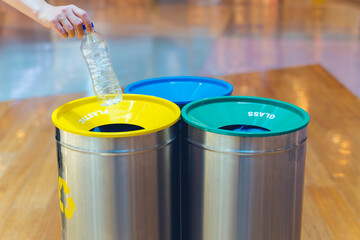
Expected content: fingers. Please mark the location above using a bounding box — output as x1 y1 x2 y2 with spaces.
47 5 92 39
72 6 93 33
52 21 68 38
66 14 84 39
60 18 76 38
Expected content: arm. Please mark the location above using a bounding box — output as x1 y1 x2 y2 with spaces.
2 0 93 38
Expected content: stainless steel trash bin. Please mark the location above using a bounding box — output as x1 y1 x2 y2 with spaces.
181 96 310 240
52 94 181 240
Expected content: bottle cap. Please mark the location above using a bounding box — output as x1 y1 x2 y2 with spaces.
82 22 94 31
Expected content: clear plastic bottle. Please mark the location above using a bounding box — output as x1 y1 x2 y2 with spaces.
81 23 123 106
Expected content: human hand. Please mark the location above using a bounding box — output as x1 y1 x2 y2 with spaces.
37 4 93 39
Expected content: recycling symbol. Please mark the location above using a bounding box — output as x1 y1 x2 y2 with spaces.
58 176 76 219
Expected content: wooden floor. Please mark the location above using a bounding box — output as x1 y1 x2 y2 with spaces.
0 65 359 239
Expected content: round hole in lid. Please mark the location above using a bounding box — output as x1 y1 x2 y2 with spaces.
219 124 270 133
90 123 144 133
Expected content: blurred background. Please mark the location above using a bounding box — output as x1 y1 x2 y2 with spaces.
1 0 360 101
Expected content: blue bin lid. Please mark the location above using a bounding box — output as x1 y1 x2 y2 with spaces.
124 76 233 106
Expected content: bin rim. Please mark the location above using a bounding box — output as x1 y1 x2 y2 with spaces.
52 94 180 138
124 76 233 105
181 96 310 137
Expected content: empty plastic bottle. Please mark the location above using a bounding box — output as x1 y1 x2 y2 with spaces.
81 23 123 106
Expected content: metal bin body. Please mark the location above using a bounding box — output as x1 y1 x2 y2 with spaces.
52 94 181 240
181 96 310 240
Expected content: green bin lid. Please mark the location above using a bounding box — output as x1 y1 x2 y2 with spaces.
181 96 310 137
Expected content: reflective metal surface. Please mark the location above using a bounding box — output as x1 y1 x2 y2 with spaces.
56 124 180 240
181 125 307 240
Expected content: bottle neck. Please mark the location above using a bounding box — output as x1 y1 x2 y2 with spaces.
83 28 95 35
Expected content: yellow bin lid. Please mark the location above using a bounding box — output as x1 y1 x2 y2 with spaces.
52 94 180 138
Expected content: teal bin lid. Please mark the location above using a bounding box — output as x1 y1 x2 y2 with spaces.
181 96 310 137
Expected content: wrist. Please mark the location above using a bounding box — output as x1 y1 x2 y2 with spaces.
34 1 48 15
34 2 53 27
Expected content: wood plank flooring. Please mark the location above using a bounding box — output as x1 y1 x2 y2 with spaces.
0 65 359 239
0 93 83 240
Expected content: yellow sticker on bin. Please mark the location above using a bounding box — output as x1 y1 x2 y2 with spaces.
58 176 75 219
52 94 181 138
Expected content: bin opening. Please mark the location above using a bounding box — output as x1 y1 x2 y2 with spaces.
219 124 270 133
90 123 144 133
